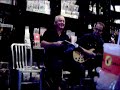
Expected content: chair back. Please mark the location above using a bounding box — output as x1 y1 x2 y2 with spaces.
11 43 32 70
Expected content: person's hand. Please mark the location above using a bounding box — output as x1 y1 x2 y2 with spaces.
109 37 115 44
94 67 118 90
54 41 63 46
83 48 96 56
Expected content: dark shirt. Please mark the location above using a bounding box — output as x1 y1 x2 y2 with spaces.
77 33 104 54
76 33 104 71
42 28 70 60
42 29 69 42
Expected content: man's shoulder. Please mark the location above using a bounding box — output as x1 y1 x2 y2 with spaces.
44 28 54 34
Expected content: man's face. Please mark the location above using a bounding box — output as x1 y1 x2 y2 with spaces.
55 16 65 30
93 23 104 36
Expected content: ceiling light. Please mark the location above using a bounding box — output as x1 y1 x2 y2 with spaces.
115 5 120 12
114 19 120 24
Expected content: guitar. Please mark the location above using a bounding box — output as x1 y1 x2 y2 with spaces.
73 48 95 63
63 40 100 64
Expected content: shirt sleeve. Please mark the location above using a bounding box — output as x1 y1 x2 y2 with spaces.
41 30 50 42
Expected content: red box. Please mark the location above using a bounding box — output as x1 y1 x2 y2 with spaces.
102 43 120 75
102 52 120 75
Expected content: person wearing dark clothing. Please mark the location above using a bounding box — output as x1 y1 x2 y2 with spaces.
41 15 99 89
77 22 105 77
41 15 70 90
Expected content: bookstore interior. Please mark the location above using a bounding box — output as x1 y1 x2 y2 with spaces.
0 0 120 90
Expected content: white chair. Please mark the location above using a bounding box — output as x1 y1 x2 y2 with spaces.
11 43 42 90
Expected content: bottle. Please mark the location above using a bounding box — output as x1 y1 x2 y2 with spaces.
24 26 31 48
33 28 40 49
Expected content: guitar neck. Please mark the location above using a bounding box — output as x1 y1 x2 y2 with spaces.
64 40 84 51
64 40 102 56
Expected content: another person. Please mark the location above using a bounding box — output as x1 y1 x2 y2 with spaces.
77 22 105 77
111 30 119 44
41 15 70 90
41 15 97 89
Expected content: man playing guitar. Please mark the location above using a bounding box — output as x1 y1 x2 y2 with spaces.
76 22 105 77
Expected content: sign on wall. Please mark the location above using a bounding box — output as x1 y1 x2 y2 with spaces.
26 0 50 15
0 0 12 5
61 1 79 19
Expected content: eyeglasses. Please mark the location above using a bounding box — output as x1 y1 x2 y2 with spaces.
95 28 103 32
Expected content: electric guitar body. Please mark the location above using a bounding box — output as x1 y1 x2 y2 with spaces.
73 48 95 64
63 40 102 64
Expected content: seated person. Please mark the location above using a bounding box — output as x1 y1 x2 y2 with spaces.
76 22 105 77
41 15 70 90
41 15 97 89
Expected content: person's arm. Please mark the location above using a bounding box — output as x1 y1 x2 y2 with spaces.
41 40 63 49
41 30 63 49
81 47 96 56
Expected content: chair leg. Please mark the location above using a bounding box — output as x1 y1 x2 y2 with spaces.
10 69 22 90
40 69 43 90
18 71 22 90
